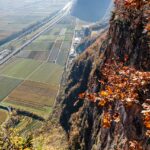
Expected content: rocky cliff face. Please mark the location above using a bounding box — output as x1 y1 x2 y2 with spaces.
60 1 150 150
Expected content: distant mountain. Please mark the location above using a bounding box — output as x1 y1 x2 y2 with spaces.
71 0 112 22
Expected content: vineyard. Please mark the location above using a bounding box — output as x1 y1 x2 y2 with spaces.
14 116 43 135
3 80 57 118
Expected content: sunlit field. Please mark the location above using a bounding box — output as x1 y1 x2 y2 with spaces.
0 0 69 40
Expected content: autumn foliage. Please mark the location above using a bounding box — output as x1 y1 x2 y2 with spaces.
78 0 150 137
124 0 147 9
114 0 150 33
114 0 149 9
79 59 150 136
0 128 33 150
129 140 143 150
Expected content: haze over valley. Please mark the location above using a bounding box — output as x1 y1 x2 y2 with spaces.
0 0 69 40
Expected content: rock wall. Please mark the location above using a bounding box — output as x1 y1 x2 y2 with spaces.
60 1 150 149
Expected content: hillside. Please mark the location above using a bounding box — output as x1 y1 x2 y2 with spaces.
60 0 150 149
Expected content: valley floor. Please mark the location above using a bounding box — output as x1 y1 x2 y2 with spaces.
0 15 76 135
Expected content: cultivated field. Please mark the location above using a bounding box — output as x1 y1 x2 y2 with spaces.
4 80 58 107
24 40 54 51
0 0 69 40
19 119 43 135
29 63 63 85
0 76 22 101
0 58 42 79
48 40 63 62
17 50 50 61
0 16 75 124
57 42 71 66
0 109 8 125
57 28 74 66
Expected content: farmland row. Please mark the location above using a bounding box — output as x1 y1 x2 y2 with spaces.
0 16 76 123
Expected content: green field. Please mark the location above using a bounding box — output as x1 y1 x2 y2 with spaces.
23 28 61 51
0 58 42 79
0 16 75 123
57 42 71 66
29 63 63 85
24 40 54 51
2 80 55 118
0 2 77 135
0 109 8 125
0 76 22 101
24 37 53 51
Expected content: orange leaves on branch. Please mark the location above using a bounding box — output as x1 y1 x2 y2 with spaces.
124 0 146 9
145 121 150 130
98 99 107 107
106 86 113 95
102 112 111 128
78 59 150 134
102 111 121 128
129 140 143 150
86 93 97 102
142 111 150 136
116 0 149 37
79 92 97 102
124 0 137 8
100 91 109 97
100 61 150 106
142 100 150 137
78 93 86 99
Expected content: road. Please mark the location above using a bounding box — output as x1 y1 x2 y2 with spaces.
0 2 72 65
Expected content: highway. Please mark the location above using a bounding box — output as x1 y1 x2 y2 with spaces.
0 2 72 65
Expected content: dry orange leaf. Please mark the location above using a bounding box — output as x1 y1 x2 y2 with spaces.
78 93 86 99
102 113 111 128
98 99 107 107
113 113 121 123
100 91 109 97
106 86 113 95
144 121 150 129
